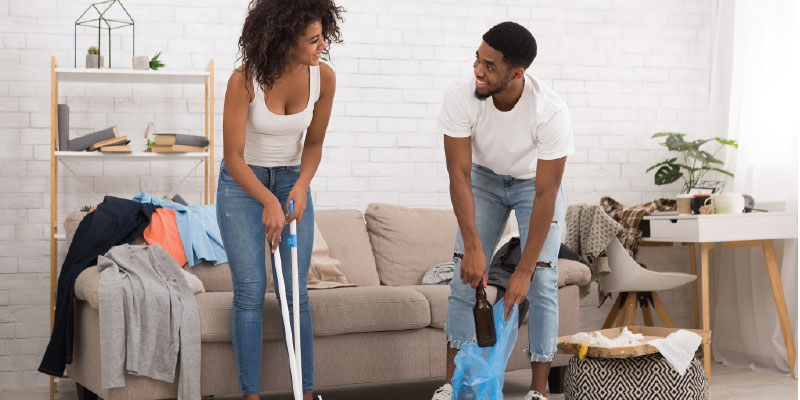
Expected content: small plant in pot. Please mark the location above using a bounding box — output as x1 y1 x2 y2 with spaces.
149 51 165 70
86 46 103 69
132 54 149 70
646 132 738 193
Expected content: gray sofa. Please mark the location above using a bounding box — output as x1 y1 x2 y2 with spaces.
64 203 590 399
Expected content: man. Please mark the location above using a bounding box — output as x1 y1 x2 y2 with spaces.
432 22 574 400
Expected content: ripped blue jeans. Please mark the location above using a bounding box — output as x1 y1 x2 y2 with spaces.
447 164 565 362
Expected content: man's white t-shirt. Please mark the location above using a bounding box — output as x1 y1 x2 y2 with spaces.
438 73 574 179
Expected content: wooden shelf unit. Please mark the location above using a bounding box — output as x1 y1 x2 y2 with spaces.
47 56 215 400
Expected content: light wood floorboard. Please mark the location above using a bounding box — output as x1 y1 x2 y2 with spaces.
3 363 796 399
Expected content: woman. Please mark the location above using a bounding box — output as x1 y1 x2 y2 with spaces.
217 1 343 398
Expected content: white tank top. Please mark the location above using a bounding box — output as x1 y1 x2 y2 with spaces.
244 65 320 167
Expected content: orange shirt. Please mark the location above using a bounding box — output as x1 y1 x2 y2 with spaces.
143 208 188 267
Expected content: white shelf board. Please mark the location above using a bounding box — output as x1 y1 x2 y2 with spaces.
55 67 210 84
55 151 209 161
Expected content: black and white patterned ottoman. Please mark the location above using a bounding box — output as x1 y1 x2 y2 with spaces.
563 353 709 400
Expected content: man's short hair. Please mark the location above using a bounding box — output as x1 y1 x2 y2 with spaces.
482 21 537 69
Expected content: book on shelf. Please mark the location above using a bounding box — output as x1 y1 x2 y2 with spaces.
153 133 210 147
68 126 120 151
89 136 129 151
99 145 132 152
57 104 69 151
150 144 208 153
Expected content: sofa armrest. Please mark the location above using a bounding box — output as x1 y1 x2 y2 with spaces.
74 266 101 309
558 259 591 287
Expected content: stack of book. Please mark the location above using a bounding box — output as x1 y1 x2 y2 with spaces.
69 126 131 152
150 134 209 153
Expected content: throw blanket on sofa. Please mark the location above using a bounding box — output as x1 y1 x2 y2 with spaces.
565 204 623 298
39 196 158 377
98 244 200 400
600 197 677 257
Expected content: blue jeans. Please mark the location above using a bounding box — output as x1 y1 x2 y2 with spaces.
216 160 315 395
446 164 565 362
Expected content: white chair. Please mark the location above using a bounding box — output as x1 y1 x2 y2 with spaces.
599 237 697 328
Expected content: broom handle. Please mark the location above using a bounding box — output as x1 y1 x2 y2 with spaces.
289 200 302 392
273 246 302 399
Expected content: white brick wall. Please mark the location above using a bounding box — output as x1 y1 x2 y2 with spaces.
0 0 711 389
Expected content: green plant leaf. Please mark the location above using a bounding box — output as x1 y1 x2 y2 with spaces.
698 150 723 164
654 165 683 185
709 167 734 177
646 158 678 173
149 51 165 70
714 137 739 148
687 139 712 149
665 135 689 151
674 163 699 172
651 132 686 139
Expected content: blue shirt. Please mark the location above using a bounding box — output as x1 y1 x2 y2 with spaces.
132 192 228 267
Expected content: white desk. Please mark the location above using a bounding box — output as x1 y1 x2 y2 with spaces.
642 212 797 382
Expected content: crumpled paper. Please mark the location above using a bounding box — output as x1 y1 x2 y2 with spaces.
571 327 645 348
570 328 702 375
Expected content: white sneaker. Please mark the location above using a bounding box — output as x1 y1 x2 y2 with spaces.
431 383 453 400
523 390 548 400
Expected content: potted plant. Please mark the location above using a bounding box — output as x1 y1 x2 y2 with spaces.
132 54 149 70
86 46 103 69
646 132 738 193
149 51 165 70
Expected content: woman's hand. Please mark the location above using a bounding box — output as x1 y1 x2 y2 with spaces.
262 198 286 253
285 183 308 224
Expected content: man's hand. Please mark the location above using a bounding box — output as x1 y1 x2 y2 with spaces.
459 250 488 289
504 268 534 320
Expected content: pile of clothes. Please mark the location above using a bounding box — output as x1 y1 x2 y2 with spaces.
39 192 227 400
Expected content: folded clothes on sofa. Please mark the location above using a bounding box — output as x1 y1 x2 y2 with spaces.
133 191 227 267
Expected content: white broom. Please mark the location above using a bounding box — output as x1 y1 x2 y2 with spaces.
289 200 302 396
272 200 302 400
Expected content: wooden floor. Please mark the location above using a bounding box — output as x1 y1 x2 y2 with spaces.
4 363 796 399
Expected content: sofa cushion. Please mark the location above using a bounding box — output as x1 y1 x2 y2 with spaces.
404 285 450 329
558 259 591 287
65 210 86 246
364 204 458 286
187 261 232 292
196 286 431 342
266 222 354 292
307 221 353 289
315 210 380 287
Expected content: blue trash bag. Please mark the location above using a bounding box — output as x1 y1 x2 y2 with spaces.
451 299 519 400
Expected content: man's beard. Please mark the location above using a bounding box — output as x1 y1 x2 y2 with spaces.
474 74 511 100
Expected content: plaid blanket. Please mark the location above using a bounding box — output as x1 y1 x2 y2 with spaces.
600 197 677 258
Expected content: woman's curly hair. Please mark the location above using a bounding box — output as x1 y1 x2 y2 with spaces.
237 0 344 93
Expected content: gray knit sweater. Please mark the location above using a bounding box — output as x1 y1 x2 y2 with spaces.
565 204 623 298
97 244 200 400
